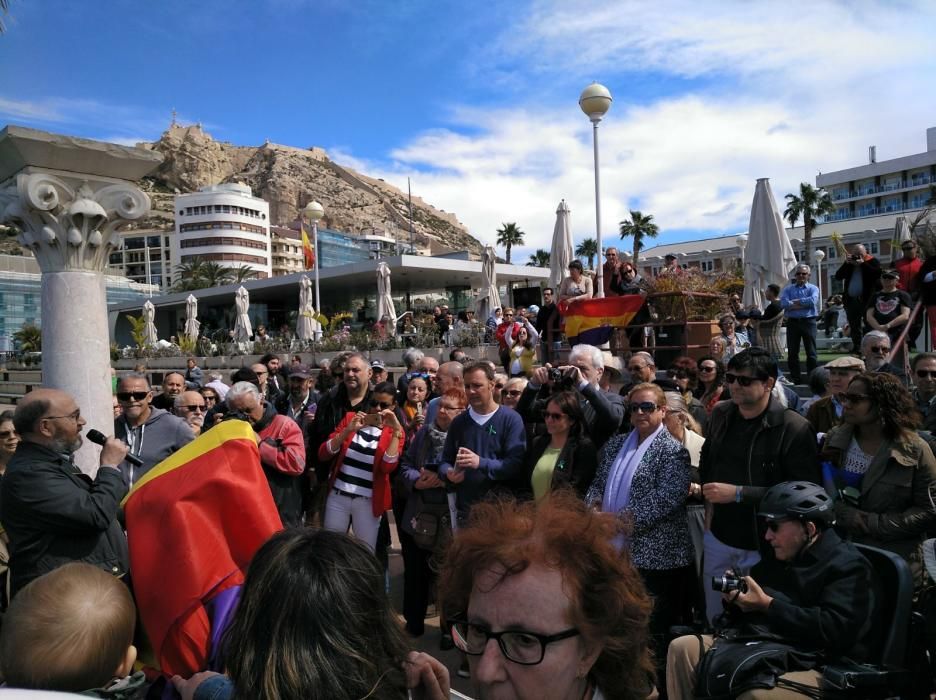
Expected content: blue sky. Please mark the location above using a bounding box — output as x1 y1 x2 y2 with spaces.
3 0 936 261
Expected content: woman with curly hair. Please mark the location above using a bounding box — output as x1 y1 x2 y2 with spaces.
439 490 653 700
820 371 936 586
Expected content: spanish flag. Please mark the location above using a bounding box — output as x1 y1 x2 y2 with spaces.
301 224 316 269
559 294 645 346
123 421 283 677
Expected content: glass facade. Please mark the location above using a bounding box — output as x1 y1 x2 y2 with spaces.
0 271 156 351
317 228 372 266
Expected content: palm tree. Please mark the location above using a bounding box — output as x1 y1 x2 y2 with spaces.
575 238 598 269
784 183 835 261
13 323 40 353
229 264 259 283
171 259 208 292
198 261 235 288
495 222 525 264
527 249 551 267
618 210 659 267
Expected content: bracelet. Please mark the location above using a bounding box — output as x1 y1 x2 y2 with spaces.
735 486 743 503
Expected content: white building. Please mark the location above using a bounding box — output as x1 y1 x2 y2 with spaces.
170 183 271 284
640 127 936 292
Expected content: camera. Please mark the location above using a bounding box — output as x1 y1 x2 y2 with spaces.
711 573 748 594
548 368 564 383
850 254 861 262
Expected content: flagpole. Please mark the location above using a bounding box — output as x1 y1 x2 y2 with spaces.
313 219 321 340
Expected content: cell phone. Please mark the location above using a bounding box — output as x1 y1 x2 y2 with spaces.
363 413 383 427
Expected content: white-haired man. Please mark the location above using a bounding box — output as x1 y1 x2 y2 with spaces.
860 330 906 383
518 343 625 445
227 381 306 527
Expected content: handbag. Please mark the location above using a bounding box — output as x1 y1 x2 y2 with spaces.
695 634 819 699
408 487 451 551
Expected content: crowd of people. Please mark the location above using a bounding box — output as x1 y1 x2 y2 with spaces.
2 244 936 696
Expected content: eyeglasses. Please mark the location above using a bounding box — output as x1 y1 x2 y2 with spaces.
117 391 150 402
504 389 523 397
725 373 765 387
438 404 464 412
504 314 514 318
369 400 393 410
202 395 218 403
179 404 206 413
867 346 889 354
629 401 659 414
841 392 870 404
450 619 580 666
43 409 81 422
494 383 505 389
917 370 936 379
628 364 647 372
544 411 567 420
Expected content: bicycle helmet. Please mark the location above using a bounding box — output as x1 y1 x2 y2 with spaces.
757 481 835 527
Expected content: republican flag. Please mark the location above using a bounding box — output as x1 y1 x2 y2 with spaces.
559 294 645 346
301 224 316 269
123 420 282 677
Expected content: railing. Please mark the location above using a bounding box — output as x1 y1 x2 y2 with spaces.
885 299 924 378
831 175 933 201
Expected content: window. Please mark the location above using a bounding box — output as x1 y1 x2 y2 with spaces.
700 260 714 272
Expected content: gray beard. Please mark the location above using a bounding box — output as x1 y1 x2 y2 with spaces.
51 435 82 455
866 356 886 371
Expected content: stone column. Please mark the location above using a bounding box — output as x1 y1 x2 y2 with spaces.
0 126 163 474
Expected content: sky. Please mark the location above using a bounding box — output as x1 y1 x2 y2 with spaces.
2 0 936 263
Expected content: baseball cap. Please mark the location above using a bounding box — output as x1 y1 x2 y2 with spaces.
881 269 899 279
370 359 386 371
528 304 540 315
289 363 312 379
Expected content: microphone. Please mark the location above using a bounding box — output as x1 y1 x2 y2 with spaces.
86 429 144 467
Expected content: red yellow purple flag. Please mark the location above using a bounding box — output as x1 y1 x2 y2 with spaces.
559 294 645 346
301 224 316 269
123 420 282 677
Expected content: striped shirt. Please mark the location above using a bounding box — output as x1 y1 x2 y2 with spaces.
335 425 383 498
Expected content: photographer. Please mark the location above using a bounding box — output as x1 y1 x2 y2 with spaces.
516 343 625 446
834 243 882 353
667 481 875 700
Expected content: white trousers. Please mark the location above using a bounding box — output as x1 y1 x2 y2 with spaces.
323 489 381 552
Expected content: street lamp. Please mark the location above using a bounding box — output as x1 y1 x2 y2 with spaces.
736 234 748 272
580 82 612 298
304 200 325 340
812 248 825 313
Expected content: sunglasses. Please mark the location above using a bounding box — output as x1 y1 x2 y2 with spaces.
841 392 870 404
179 404 206 412
628 364 647 372
699 365 716 372
667 369 689 379
504 390 523 397
765 520 789 533
629 401 659 414
544 411 567 420
369 400 393 410
725 373 765 387
117 391 150 402
495 383 505 389
917 370 936 379
868 346 889 354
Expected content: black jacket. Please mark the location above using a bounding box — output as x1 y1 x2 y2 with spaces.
700 397 820 552
834 256 881 306
307 383 371 482
0 441 129 596
519 433 598 499
743 529 874 660
517 381 625 447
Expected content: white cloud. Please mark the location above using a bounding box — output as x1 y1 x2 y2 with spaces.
339 0 936 261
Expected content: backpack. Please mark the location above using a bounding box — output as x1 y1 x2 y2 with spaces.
695 634 819 699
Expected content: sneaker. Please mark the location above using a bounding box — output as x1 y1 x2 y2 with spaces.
439 632 455 651
457 659 471 678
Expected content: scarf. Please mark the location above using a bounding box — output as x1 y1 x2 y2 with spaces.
423 423 448 464
602 422 664 516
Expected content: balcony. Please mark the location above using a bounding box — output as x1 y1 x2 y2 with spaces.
819 199 928 224
830 174 933 201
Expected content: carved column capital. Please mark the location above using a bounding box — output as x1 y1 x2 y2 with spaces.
0 172 151 273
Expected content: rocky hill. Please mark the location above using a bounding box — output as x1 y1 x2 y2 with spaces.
136 124 483 254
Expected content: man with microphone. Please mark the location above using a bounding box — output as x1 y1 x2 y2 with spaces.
0 388 131 597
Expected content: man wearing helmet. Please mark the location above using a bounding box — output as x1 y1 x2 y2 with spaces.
667 481 875 699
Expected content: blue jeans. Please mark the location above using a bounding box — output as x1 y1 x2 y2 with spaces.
785 316 817 383
702 530 761 625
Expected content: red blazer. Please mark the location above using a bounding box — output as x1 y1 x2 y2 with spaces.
318 411 404 517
